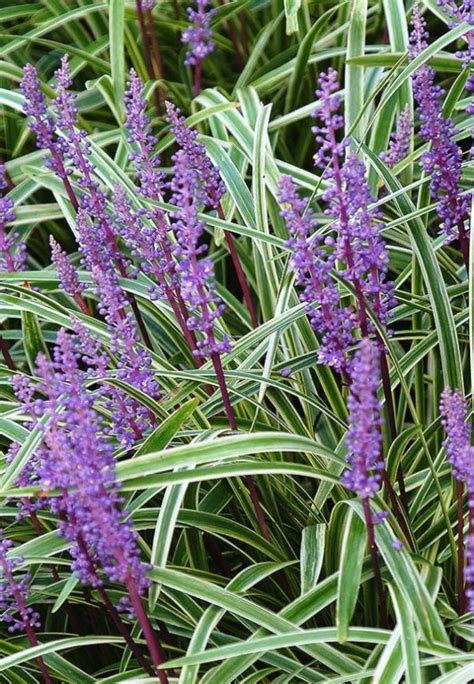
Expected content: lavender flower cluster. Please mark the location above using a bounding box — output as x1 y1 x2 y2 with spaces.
166 102 230 358
0 165 26 272
279 175 353 369
279 69 395 373
124 69 165 200
3 55 240 655
342 338 384 498
437 0 474 139
2 3 472 656
12 329 151 606
0 533 40 633
123 73 230 359
182 0 215 67
438 1 474 72
21 57 159 447
440 388 474 611
20 56 231 440
380 105 411 169
410 7 470 245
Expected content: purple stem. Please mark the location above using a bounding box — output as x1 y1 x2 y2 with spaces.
146 7 164 80
136 0 162 116
217 204 258 328
72 521 154 672
456 480 466 614
217 0 244 69
193 61 202 98
0 333 15 370
362 498 388 628
327 123 408 528
97 585 155 676
127 578 169 683
211 351 271 542
2 566 52 684
73 293 92 316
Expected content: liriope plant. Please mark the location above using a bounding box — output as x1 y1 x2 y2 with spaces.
0 1 472 682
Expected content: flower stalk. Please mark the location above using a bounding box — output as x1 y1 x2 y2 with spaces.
440 387 473 613
135 0 162 115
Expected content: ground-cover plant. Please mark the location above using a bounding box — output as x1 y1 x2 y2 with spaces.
0 0 473 682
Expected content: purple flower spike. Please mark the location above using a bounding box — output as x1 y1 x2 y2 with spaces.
342 338 384 499
312 70 395 337
124 75 186 308
91 265 159 445
409 8 470 245
0 189 26 273
182 0 215 67
50 236 84 296
440 387 474 611
0 532 41 633
437 0 474 68
438 1 474 137
53 57 127 267
440 387 471 481
75 209 158 446
313 68 347 172
53 56 97 197
339 155 395 327
124 69 165 199
166 101 225 209
169 148 230 358
21 65 56 150
20 64 70 182
464 445 474 612
278 175 354 371
0 163 7 190
76 209 117 276
32 330 151 603
381 104 411 169
113 186 167 297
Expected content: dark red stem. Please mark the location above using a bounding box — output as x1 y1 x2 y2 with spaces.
136 0 162 116
211 351 271 541
218 205 258 328
458 227 470 274
217 0 244 69
239 11 249 55
24 624 52 684
2 559 52 684
73 293 92 317
146 8 164 80
362 497 388 629
0 333 15 370
97 586 155 676
456 479 466 614
127 579 169 683
51 150 79 211
193 61 202 98
136 1 155 79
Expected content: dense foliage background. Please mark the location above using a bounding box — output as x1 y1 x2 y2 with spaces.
0 0 473 682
